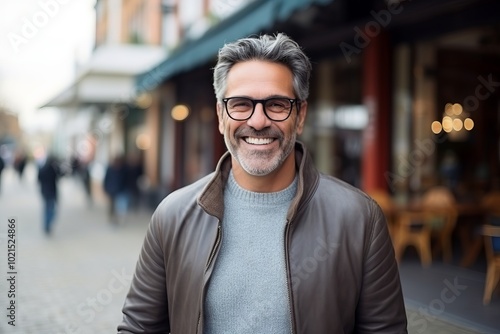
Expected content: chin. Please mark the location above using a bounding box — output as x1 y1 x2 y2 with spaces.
238 156 282 176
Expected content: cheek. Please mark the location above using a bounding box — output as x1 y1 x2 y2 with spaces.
217 110 225 135
218 117 224 135
219 117 235 137
284 118 301 137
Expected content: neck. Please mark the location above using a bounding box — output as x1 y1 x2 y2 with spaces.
231 152 297 192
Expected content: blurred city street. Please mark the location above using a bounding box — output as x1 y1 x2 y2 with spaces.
0 163 151 333
0 162 492 334
1 0 500 333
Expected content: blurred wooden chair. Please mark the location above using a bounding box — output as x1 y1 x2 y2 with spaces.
392 207 433 267
482 191 500 217
481 225 500 305
458 191 500 267
392 186 458 267
367 189 396 238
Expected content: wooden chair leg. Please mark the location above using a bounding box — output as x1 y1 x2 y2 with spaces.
417 237 432 267
460 237 483 268
483 263 500 305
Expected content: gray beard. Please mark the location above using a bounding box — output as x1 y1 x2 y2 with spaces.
226 132 296 176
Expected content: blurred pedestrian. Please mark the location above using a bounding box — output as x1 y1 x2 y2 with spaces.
103 155 128 224
0 155 4 194
118 33 407 333
70 154 81 177
14 151 27 181
71 154 93 206
37 155 62 235
80 161 92 206
125 152 143 212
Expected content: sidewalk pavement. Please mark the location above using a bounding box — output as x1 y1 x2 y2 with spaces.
0 163 484 333
0 164 152 333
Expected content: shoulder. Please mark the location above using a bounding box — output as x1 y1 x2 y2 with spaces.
153 173 214 219
148 173 216 245
316 174 373 208
307 175 388 252
309 174 384 231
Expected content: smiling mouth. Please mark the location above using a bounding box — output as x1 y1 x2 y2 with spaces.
244 137 275 145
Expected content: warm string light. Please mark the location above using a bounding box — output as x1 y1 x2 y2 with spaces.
136 133 151 150
171 104 190 121
431 103 474 135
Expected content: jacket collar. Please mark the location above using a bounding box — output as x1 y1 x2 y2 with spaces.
197 141 319 221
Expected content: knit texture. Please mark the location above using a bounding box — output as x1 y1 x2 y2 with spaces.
204 171 297 333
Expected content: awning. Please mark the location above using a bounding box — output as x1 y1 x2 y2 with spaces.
277 0 332 20
42 44 166 108
136 0 334 92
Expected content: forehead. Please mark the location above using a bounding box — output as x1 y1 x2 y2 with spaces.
226 60 294 97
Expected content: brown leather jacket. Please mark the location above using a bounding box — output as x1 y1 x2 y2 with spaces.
118 142 408 333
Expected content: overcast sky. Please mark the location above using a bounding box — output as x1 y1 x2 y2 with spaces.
0 0 96 132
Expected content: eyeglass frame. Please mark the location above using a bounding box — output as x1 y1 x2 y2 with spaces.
221 96 301 122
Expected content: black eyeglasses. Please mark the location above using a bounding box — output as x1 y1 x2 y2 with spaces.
222 97 299 122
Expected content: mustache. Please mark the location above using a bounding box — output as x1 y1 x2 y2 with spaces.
235 127 283 139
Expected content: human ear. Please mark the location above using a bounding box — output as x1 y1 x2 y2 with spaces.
295 101 308 135
217 102 224 134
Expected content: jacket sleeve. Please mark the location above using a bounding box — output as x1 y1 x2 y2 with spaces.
355 200 408 333
117 213 170 333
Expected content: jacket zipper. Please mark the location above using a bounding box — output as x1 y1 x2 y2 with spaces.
284 220 297 334
196 221 222 334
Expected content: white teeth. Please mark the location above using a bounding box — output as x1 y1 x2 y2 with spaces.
244 137 274 145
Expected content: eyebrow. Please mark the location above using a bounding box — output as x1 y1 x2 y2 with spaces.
225 94 295 99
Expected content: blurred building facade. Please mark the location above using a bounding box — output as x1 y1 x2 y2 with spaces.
43 0 167 186
41 0 500 202
134 0 500 201
0 109 23 165
130 0 256 193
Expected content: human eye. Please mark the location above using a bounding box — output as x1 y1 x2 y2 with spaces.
266 98 291 112
228 98 252 112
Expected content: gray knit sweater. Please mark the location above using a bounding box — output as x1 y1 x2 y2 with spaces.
204 171 297 333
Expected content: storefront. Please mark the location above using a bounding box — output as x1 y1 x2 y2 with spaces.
137 0 500 199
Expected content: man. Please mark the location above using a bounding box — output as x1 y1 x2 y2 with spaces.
104 155 129 223
118 33 407 333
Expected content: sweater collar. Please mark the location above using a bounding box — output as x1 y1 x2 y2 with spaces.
197 141 319 221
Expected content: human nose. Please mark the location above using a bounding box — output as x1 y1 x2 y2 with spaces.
246 101 272 129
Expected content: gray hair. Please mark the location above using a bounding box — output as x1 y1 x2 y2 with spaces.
213 33 312 102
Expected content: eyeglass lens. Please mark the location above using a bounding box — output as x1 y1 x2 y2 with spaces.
225 97 294 121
